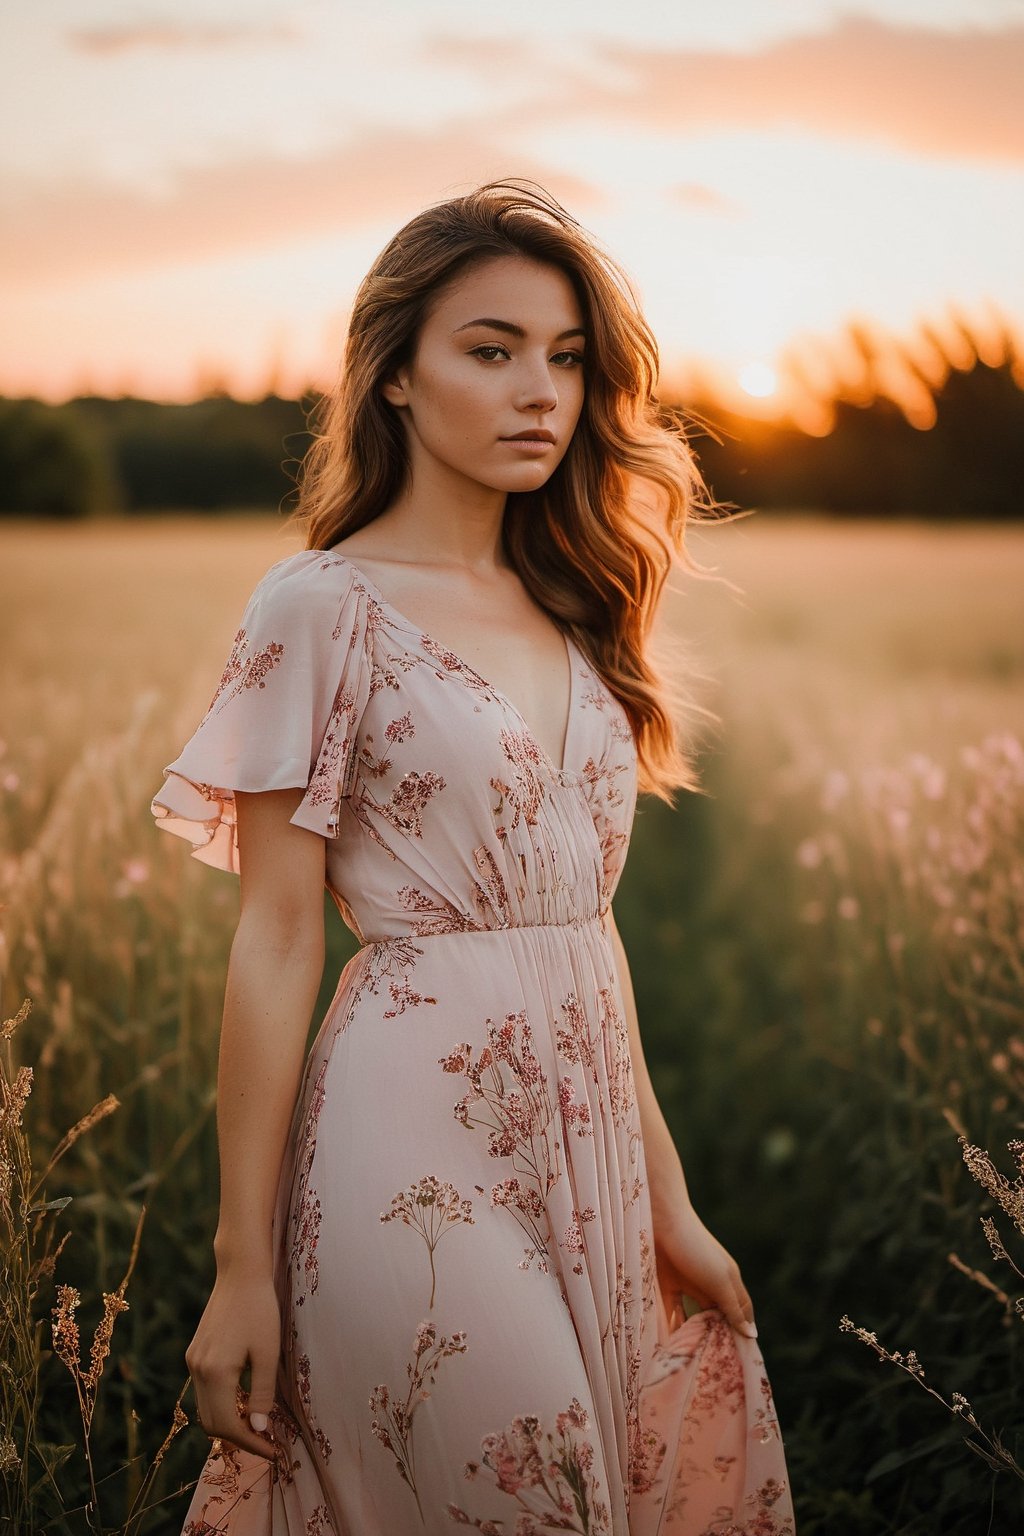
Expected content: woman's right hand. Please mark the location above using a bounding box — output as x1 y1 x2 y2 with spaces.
184 1265 282 1462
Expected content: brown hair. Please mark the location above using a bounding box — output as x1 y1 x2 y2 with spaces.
287 178 735 801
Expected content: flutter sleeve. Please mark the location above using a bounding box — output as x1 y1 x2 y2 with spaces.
150 551 371 875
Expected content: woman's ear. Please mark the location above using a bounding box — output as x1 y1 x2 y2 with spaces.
380 367 410 408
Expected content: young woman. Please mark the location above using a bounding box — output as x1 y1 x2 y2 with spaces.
152 179 795 1535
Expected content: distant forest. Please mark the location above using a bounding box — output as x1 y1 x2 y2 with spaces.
1 313 1021 519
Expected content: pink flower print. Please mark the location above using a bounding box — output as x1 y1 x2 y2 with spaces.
292 1190 321 1304
563 1207 595 1254
419 637 495 700
369 1320 468 1523
295 1353 333 1464
386 711 414 744
290 1061 328 1304
556 1397 589 1434
398 883 480 936
383 976 438 1019
305 682 361 818
208 627 247 703
375 770 447 837
581 754 629 810
439 1014 562 1273
489 730 545 835
637 1226 659 1329
471 845 515 928
356 732 393 779
753 1374 784 1445
557 1076 593 1137
581 681 611 712
202 629 285 719
348 935 437 1022
692 1476 796 1536
380 1174 475 1308
555 989 636 1131
689 1311 746 1424
450 1398 611 1533
440 1042 473 1075
600 987 637 1127
579 756 632 897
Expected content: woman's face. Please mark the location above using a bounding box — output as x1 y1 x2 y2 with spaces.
382 253 587 496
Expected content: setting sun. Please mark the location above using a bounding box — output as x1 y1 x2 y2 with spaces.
739 361 778 398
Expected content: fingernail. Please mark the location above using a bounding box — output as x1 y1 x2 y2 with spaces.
249 1411 269 1433
742 1323 758 1339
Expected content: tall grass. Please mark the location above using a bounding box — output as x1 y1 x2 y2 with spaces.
0 512 1022 1533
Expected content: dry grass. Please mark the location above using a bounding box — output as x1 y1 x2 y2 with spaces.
0 510 1022 1532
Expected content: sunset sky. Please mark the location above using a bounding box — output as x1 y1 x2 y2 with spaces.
3 0 1023 422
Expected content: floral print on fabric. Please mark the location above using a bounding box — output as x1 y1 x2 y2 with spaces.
369 1320 468 1524
448 1396 612 1534
380 1175 476 1309
152 549 796 1535
440 1014 560 1276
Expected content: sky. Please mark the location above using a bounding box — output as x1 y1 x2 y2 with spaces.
3 0 1023 422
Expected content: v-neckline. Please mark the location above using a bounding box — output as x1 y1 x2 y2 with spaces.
325 549 580 781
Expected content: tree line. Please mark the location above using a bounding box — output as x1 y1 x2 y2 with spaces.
1 312 1021 519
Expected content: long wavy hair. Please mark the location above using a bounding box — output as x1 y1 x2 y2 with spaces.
287 178 736 801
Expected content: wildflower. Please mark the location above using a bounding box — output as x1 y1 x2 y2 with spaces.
85 1290 130 1394
1 998 30 1041
2 1064 33 1130
51 1284 82 1373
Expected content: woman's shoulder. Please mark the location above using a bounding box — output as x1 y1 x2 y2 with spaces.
251 546 362 613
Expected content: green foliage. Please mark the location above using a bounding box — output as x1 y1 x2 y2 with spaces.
0 400 115 519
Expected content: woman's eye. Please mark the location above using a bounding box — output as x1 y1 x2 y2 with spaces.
552 350 585 368
470 345 509 362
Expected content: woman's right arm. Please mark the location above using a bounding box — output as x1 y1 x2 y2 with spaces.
184 786 326 1461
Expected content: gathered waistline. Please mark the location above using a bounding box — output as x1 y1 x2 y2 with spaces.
359 911 608 948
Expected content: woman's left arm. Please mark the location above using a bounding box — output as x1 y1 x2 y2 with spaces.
604 906 758 1339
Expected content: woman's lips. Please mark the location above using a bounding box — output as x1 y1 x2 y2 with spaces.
500 433 556 451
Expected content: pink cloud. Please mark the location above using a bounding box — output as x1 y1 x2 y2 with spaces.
603 16 1024 165
429 15 1024 165
68 20 303 54
0 131 602 285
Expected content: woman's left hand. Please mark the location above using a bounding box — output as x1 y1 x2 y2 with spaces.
652 1203 757 1339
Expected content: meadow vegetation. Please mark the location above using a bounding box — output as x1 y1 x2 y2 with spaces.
0 512 1021 1533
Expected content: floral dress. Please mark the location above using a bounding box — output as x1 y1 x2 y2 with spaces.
151 548 796 1536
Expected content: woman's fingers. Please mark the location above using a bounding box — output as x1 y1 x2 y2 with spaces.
724 1269 757 1338
247 1345 280 1435
189 1368 278 1461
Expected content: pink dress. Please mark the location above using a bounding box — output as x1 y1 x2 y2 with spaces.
151 548 795 1535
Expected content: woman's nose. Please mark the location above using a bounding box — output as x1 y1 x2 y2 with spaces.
514 361 559 413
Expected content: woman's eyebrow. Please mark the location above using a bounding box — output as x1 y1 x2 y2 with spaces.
452 317 586 341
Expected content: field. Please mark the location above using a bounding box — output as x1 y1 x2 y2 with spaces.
1 512 1022 1533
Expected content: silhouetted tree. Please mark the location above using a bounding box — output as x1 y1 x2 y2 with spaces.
0 398 116 518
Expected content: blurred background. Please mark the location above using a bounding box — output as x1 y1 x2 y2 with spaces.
1 2 1022 1532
